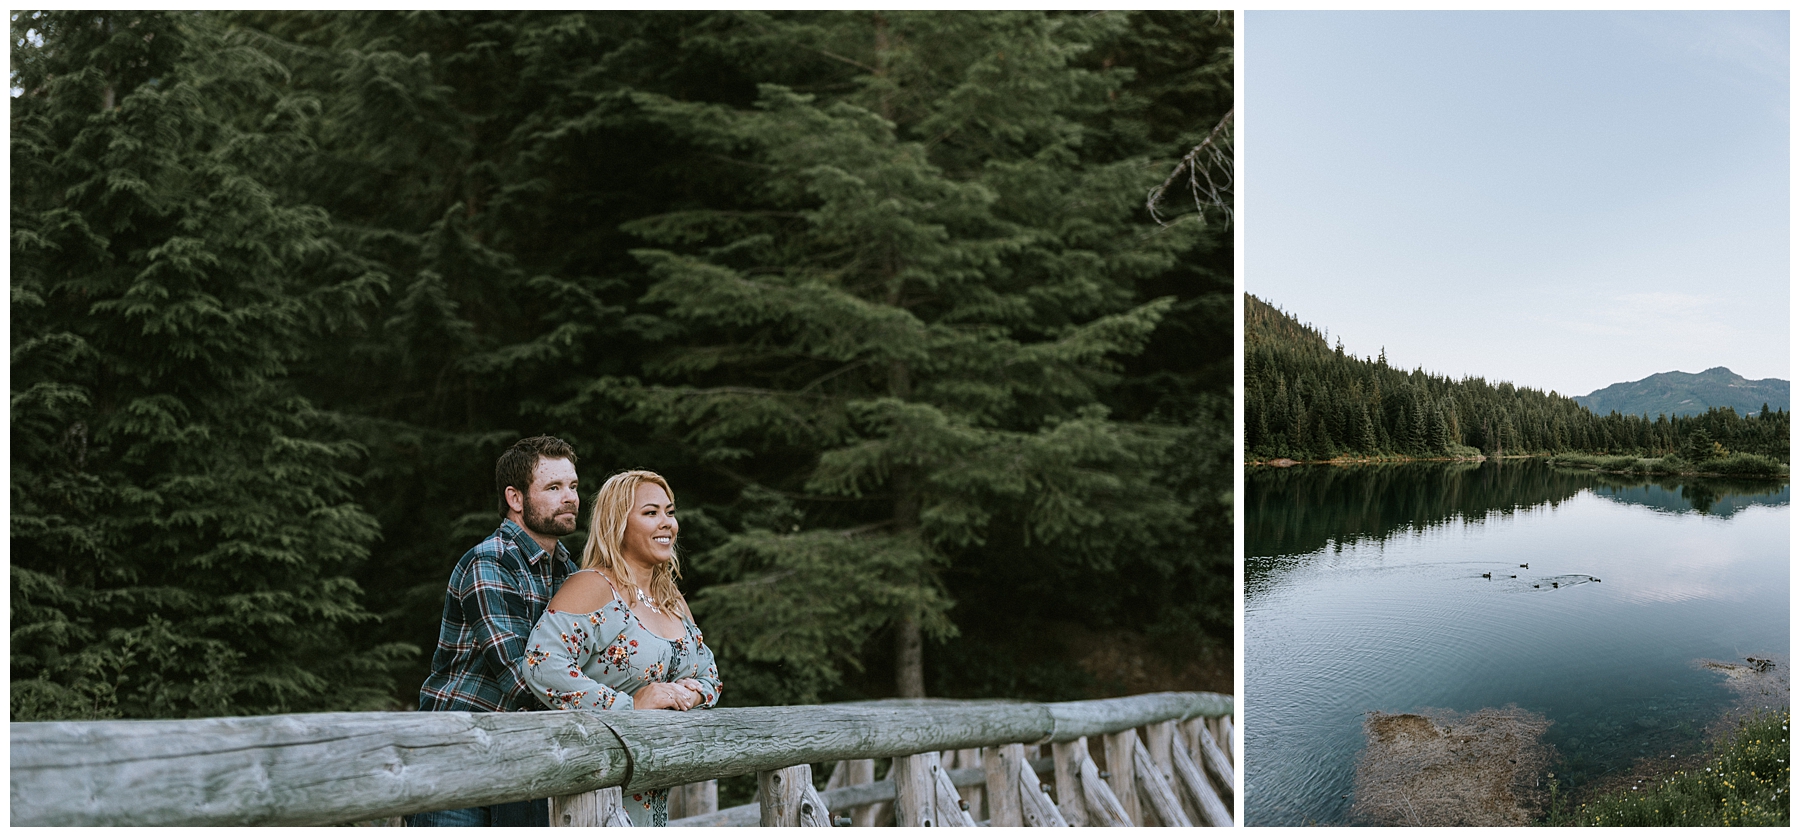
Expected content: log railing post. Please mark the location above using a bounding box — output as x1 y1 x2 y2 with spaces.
679 780 717 818
666 782 709 821
1131 737 1192 827
1197 721 1236 802
931 758 978 826
861 759 894 827
897 751 976 827
1101 729 1141 825
1075 744 1132 827
1146 721 1176 782
981 744 1024 827
552 787 628 827
892 753 939 827
1015 748 1068 827
1172 742 1231 827
1180 716 1203 763
1146 720 1198 824
1051 738 1089 826
955 748 984 820
758 764 830 827
824 760 873 826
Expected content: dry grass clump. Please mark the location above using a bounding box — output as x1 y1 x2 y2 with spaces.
1352 705 1555 826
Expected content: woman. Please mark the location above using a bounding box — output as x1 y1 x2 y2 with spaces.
524 470 721 827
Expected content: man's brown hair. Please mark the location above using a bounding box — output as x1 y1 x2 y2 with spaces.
496 436 578 515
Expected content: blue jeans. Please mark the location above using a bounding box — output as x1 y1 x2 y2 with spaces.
405 798 548 827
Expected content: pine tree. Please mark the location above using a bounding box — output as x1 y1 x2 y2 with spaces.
1681 428 1719 463
11 11 407 719
590 13 1204 699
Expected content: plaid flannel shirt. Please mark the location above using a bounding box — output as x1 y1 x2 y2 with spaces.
419 519 577 713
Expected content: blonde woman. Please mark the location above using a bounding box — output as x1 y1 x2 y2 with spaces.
524 470 721 826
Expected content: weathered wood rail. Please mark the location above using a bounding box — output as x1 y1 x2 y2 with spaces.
11 691 1233 827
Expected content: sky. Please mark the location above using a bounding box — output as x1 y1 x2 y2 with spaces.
1245 11 1789 398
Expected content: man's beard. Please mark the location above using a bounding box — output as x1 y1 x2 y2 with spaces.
523 494 577 538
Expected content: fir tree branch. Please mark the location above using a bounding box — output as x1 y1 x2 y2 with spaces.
797 359 872 395
709 464 887 504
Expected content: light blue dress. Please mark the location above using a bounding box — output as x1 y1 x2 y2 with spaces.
524 569 722 826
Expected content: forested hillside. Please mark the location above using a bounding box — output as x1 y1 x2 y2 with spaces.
1246 295 1789 463
12 11 1234 720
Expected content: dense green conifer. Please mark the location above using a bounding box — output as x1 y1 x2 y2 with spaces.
596 13 1216 699
11 11 407 719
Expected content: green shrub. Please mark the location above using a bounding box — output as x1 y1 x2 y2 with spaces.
1703 453 1788 478
1555 710 1789 827
1550 454 1638 471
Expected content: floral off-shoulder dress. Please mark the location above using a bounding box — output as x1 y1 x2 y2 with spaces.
523 570 722 827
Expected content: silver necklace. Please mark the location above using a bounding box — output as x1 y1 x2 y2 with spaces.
635 586 662 615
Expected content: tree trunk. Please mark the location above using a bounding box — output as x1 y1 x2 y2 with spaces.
895 616 925 698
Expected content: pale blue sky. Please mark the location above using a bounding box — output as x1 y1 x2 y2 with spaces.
1246 11 1788 398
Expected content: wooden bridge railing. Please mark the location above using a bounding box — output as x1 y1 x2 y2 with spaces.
10 690 1234 827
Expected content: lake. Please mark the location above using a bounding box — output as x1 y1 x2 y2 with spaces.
1244 459 1789 826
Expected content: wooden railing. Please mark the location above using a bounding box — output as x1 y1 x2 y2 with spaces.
10 691 1234 827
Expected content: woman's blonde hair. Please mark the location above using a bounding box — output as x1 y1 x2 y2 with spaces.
581 470 685 617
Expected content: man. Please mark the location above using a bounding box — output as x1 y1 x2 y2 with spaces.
406 436 582 827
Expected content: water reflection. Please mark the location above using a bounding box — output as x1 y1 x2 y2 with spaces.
1589 475 1790 518
1244 458 1789 826
1247 460 1591 561
1248 460 1789 560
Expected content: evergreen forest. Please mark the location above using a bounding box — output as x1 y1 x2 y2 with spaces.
11 11 1234 721
1246 295 1790 464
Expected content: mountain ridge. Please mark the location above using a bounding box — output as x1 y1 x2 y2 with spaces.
1574 367 1788 419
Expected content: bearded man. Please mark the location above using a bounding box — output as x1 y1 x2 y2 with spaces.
409 435 582 827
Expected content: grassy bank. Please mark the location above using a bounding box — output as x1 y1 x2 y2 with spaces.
1246 445 1490 466
1542 710 1789 827
1549 452 1788 479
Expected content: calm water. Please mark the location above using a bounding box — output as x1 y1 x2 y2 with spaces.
1244 459 1789 826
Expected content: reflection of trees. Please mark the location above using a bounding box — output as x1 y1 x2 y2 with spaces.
1588 473 1789 518
1246 460 1595 560
1247 463 1793 571
1680 483 1718 514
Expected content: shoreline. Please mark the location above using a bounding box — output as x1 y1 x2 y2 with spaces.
1547 460 1790 480
1245 454 1790 479
1246 453 1498 467
1556 654 1788 821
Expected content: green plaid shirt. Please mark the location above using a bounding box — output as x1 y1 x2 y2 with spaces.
418 519 577 712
